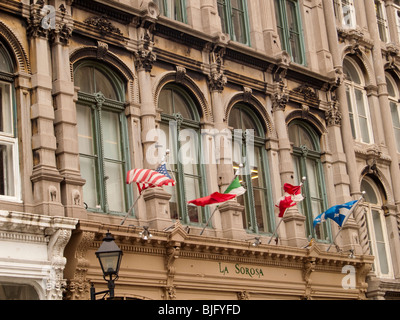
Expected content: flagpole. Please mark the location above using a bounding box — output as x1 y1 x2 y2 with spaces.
120 193 142 226
268 177 306 245
326 192 365 252
200 164 243 236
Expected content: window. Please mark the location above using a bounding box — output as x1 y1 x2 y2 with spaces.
0 282 39 300
0 42 20 201
387 75 400 152
361 177 393 278
229 104 273 234
289 122 329 241
333 0 356 28
343 58 374 144
74 62 131 215
375 0 389 42
154 0 187 23
274 0 306 65
217 0 250 45
159 84 207 225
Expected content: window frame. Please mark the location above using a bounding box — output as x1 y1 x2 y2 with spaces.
274 0 306 65
362 177 394 279
0 42 21 203
217 0 251 46
159 84 209 226
74 62 132 216
229 104 274 235
289 121 330 242
375 0 389 42
343 58 374 144
155 0 187 23
333 0 357 29
386 74 400 153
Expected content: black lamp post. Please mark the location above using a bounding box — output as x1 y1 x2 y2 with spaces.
90 232 123 300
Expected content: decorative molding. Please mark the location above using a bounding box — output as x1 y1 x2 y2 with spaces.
84 15 122 36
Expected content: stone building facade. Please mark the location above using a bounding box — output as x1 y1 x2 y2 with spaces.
0 0 400 300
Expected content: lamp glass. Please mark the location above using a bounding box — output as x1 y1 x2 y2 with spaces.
97 251 121 275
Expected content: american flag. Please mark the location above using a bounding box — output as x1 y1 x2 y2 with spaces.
126 163 175 194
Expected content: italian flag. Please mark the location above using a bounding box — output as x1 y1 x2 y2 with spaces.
224 176 246 197
188 177 246 207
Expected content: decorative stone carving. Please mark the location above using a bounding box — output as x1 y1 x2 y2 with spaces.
272 81 289 112
135 49 156 72
96 41 108 60
84 15 122 36
326 99 342 126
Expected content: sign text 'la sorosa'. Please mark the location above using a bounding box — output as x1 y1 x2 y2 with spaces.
218 262 265 278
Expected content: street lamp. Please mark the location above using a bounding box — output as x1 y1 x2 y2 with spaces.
90 232 123 300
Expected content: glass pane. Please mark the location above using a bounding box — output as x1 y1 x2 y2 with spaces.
359 117 370 143
80 156 98 209
159 89 174 115
346 88 357 139
0 82 12 135
102 111 122 161
306 159 319 198
104 161 125 212
229 107 241 130
386 77 396 97
395 128 400 153
390 102 400 127
241 110 260 136
94 68 118 100
299 126 315 150
0 45 13 73
343 59 361 84
361 180 378 204
185 176 201 223
0 283 39 300
372 210 390 274
77 105 95 156
253 188 267 232
355 89 366 116
217 0 228 34
231 0 247 43
173 90 193 119
74 66 95 94
286 0 302 64
0 144 14 196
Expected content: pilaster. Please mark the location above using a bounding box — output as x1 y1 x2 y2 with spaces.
28 1 63 216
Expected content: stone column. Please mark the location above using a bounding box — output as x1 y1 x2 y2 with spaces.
365 0 400 274
322 0 360 197
50 4 86 219
272 80 306 247
27 2 63 216
207 45 246 239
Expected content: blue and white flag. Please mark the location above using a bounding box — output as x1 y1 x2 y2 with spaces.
313 200 358 228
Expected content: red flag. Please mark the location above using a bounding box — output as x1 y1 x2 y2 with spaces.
276 183 304 217
283 183 301 196
188 192 236 207
276 196 297 217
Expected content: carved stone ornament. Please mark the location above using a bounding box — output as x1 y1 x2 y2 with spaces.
326 100 342 126
135 49 157 72
84 15 122 36
272 81 289 112
208 70 227 92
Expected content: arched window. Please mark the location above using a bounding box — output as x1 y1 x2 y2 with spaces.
386 74 400 153
0 41 20 201
289 121 329 240
343 57 373 144
229 104 273 234
361 177 393 278
159 84 207 225
74 61 131 215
